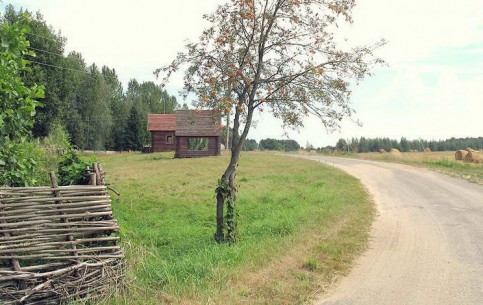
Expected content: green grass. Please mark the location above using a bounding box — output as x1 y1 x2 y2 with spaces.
91 151 373 304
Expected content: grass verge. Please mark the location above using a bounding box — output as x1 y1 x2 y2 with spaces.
92 151 373 304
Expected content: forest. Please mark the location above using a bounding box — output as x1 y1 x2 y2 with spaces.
332 137 483 153
1 5 178 152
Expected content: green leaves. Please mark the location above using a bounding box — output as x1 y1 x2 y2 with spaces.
57 149 90 185
0 13 45 186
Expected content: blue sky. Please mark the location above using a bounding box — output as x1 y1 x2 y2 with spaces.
2 0 482 147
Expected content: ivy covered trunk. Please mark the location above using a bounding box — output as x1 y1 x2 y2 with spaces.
215 171 238 243
214 107 252 243
214 151 242 243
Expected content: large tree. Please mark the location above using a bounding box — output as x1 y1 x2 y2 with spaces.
2 5 67 137
157 0 384 243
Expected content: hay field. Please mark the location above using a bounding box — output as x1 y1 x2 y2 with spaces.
353 151 483 185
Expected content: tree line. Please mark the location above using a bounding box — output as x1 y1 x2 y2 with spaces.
1 5 178 151
331 137 483 153
219 132 300 152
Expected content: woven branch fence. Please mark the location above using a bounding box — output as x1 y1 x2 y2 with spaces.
0 170 123 304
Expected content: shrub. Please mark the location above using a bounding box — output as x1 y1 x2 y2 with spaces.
57 149 91 185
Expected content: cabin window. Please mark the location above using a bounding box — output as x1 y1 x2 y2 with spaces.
187 138 208 151
166 136 173 144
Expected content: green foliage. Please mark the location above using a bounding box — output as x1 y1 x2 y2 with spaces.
242 138 258 151
188 137 208 151
124 79 178 150
2 5 67 137
216 178 238 243
125 106 143 151
0 12 44 186
305 257 319 271
424 159 456 168
336 138 348 152
2 6 178 152
259 138 300 151
0 141 39 186
57 149 90 185
323 136 483 153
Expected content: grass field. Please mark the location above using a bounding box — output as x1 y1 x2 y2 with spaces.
347 151 483 185
91 151 374 304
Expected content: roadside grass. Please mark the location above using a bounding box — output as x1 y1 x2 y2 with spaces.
92 151 373 304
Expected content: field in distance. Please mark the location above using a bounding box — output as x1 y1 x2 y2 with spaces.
322 151 483 185
92 151 374 304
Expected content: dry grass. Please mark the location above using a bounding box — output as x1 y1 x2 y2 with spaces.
346 151 483 185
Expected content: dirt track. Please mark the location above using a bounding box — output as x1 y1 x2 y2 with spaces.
293 156 483 305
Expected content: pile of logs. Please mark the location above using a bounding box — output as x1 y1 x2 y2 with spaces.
0 166 123 304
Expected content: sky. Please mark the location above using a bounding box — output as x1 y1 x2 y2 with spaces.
2 0 483 147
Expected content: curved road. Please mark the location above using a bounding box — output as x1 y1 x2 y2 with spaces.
293 155 483 305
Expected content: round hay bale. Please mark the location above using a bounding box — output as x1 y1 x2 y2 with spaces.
379 148 387 154
390 148 401 155
424 147 431 153
455 150 468 161
466 150 483 163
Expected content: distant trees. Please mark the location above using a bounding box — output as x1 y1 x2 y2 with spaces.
259 138 300 151
242 139 258 151
1 5 178 151
336 139 348 152
330 137 483 153
125 106 143 151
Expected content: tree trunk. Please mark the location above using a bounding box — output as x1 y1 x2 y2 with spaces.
214 164 238 243
215 190 225 243
214 106 254 243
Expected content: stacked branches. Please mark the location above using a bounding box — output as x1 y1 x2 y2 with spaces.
0 185 123 304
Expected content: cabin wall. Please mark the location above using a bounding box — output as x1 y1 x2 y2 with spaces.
151 131 176 152
175 136 220 158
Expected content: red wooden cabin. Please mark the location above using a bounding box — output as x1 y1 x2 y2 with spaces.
147 110 221 158
147 114 176 152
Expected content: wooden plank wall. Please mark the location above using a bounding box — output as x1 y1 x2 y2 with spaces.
151 131 176 152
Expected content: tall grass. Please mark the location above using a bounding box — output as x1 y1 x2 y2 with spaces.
93 151 373 304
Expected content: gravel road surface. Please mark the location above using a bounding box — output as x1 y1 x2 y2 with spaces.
292 155 483 305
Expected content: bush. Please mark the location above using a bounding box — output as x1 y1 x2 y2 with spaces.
0 141 40 186
58 150 91 185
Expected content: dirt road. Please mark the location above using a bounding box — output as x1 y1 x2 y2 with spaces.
293 155 483 305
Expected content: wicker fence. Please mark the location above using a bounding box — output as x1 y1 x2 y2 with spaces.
0 171 123 304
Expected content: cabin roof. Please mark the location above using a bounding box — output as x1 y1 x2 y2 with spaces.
175 110 221 137
147 114 176 131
